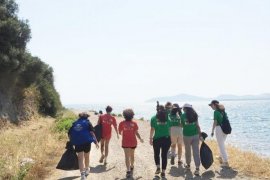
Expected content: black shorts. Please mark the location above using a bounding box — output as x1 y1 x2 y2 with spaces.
122 146 136 149
75 143 91 153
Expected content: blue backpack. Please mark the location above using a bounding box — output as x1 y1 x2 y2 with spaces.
69 118 95 145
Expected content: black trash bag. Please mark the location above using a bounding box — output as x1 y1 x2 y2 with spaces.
94 124 102 142
56 141 79 170
200 132 214 170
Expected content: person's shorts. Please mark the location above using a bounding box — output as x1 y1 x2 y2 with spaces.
170 126 183 144
122 146 136 149
75 143 91 153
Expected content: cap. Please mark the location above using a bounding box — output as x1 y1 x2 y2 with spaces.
208 100 219 106
172 103 180 109
182 103 193 109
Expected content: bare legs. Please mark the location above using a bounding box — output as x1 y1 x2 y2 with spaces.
100 139 110 163
123 148 135 171
78 152 90 172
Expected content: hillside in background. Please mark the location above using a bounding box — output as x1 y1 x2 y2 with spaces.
147 93 270 102
0 0 62 122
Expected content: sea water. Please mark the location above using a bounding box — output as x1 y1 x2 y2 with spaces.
66 100 270 157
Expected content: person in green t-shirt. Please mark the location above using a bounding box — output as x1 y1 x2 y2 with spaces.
181 103 202 176
209 100 229 167
149 105 171 179
169 103 183 166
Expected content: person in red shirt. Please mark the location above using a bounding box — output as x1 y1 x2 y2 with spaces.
118 109 144 178
98 106 119 164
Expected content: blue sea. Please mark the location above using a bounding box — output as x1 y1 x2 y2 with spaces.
66 100 270 157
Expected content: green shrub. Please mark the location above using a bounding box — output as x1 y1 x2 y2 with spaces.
117 114 123 117
55 117 75 133
17 164 32 180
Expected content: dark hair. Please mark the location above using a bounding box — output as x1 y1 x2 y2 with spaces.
171 103 182 115
99 110 103 114
184 107 198 123
165 102 172 110
123 109 134 121
156 105 167 123
106 106 113 113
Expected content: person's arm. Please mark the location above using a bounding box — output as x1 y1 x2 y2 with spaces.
211 120 217 137
195 121 202 136
135 131 144 143
113 118 119 139
90 131 99 149
211 111 218 137
97 116 101 125
118 123 122 136
149 127 155 145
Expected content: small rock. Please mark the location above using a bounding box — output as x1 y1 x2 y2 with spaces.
20 158 35 167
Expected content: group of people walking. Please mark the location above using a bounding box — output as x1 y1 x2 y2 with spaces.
68 100 229 180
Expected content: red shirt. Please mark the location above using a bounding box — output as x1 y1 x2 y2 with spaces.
118 120 138 148
99 114 117 140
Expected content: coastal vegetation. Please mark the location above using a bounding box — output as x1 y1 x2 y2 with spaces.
0 0 62 122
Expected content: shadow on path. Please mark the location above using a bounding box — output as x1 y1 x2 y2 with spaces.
57 176 80 180
216 167 238 179
169 165 185 178
90 165 116 174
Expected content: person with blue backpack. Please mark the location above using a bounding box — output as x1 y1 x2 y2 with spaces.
209 100 230 168
68 112 99 180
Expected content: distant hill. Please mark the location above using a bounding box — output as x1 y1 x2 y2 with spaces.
146 93 207 102
146 93 270 102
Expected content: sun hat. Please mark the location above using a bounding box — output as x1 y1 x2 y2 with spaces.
79 112 90 118
182 103 193 109
208 100 219 106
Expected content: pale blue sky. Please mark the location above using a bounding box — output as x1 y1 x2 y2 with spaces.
17 0 270 104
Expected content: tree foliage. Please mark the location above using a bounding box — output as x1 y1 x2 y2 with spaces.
0 0 62 117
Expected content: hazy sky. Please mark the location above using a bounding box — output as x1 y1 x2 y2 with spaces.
17 0 270 104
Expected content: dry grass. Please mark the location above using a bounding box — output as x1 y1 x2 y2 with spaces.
0 117 66 180
207 140 270 179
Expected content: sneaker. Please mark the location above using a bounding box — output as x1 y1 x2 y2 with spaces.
126 171 132 178
184 164 190 170
194 168 200 176
171 156 175 165
155 168 161 174
161 172 165 178
221 162 229 168
85 168 90 177
81 172 86 180
216 156 223 164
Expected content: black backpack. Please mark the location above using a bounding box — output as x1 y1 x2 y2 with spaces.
219 111 232 134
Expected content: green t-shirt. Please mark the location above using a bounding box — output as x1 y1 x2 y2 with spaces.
151 115 171 140
181 113 198 136
214 110 223 125
169 114 181 127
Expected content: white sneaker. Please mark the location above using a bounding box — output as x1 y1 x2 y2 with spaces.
194 168 200 176
81 172 86 180
85 168 90 177
221 162 230 168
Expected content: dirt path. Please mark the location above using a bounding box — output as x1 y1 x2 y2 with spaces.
48 113 251 180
